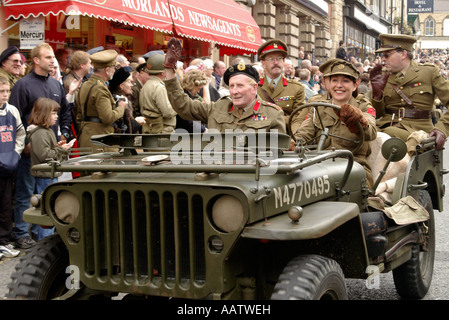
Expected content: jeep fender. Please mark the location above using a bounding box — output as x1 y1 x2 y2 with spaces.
241 201 360 241
23 207 53 226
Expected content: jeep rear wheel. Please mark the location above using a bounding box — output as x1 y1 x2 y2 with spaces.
271 255 348 300
392 190 435 299
6 234 69 299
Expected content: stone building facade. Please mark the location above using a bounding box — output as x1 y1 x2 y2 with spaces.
236 0 400 66
415 0 449 49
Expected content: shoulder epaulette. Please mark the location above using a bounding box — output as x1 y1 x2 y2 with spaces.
286 78 302 85
263 101 283 111
218 95 232 101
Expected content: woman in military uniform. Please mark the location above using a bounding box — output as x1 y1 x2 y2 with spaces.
294 59 377 187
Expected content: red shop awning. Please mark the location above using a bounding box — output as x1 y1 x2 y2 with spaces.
2 0 261 54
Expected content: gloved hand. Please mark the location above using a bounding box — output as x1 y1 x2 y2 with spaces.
164 38 182 70
334 104 368 134
429 128 446 150
369 64 390 100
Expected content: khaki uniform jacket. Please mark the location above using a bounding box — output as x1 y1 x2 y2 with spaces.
258 77 305 133
373 61 449 136
140 76 176 133
131 79 143 117
165 77 286 134
0 68 18 89
76 74 124 152
294 95 377 187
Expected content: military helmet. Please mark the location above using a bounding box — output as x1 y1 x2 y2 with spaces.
146 53 165 74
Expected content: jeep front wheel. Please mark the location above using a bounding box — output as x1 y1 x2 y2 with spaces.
271 254 348 300
6 234 69 299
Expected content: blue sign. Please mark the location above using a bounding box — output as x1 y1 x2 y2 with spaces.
407 0 434 13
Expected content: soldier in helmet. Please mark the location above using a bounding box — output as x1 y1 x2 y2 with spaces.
162 38 286 134
76 49 127 153
370 33 449 150
139 52 177 133
257 39 305 134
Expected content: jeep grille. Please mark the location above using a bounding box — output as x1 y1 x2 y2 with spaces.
63 185 211 295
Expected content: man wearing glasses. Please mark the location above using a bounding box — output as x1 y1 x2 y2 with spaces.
370 34 449 150
257 39 305 135
0 46 22 88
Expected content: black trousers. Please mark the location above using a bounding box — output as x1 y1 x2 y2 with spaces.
0 176 14 245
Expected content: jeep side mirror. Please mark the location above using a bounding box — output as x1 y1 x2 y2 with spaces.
371 137 407 194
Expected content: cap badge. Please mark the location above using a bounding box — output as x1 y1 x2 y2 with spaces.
337 64 345 70
273 43 278 49
237 62 246 71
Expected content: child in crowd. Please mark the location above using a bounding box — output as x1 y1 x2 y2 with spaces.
27 98 71 241
0 76 25 259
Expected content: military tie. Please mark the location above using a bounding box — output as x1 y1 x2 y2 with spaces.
268 80 275 93
237 108 244 117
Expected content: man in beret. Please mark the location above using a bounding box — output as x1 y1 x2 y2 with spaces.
370 33 449 150
0 46 22 88
76 49 127 153
139 52 177 134
257 39 305 134
162 38 285 134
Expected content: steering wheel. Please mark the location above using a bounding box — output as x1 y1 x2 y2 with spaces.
288 102 365 153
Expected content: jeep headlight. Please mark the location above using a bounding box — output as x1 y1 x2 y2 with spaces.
54 191 79 224
212 195 244 233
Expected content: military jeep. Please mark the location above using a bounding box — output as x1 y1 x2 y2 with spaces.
6 103 446 300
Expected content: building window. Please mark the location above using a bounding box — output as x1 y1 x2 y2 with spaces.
444 18 449 37
425 18 434 36
371 0 380 16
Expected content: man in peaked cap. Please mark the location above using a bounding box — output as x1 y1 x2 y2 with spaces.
369 33 449 150
76 49 127 153
257 39 305 134
0 46 22 88
161 37 285 134
139 52 177 134
130 62 150 117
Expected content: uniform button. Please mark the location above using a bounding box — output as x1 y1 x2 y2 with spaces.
401 99 404 102
420 91 423 94
400 86 403 89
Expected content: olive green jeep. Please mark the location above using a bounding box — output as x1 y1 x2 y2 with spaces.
6 103 446 300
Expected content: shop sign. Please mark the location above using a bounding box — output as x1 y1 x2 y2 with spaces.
20 17 45 50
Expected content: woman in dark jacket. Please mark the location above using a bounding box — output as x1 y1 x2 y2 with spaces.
108 66 145 133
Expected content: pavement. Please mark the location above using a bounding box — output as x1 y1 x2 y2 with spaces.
0 246 27 299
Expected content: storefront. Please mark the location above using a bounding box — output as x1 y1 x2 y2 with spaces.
1 0 261 62
343 0 391 61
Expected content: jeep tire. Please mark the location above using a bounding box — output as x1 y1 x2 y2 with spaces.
271 254 348 300
392 190 435 299
6 234 69 299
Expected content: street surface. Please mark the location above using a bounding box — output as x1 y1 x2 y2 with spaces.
1 143 449 300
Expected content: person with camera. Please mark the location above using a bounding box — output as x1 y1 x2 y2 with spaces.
76 50 126 153
108 66 145 133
